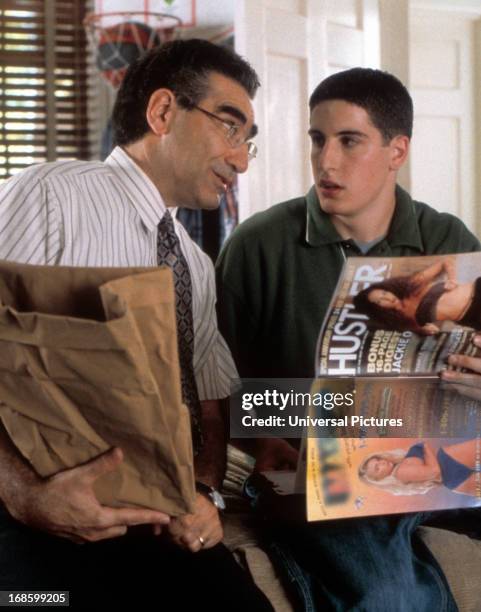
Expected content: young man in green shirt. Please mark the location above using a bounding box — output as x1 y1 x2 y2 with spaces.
217 68 480 611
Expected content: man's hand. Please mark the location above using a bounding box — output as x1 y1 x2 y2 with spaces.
420 323 440 335
4 447 170 544
440 334 481 401
254 438 299 472
166 493 222 553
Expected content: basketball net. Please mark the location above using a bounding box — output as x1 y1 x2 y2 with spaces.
84 11 182 88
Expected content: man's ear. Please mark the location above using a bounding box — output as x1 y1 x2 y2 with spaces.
389 135 410 170
146 88 177 136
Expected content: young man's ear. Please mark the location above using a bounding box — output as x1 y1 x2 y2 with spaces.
146 88 177 136
389 135 410 171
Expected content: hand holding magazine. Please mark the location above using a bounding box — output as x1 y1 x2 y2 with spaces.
306 252 481 520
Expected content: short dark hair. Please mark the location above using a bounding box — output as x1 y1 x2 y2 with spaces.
309 68 413 142
112 38 260 146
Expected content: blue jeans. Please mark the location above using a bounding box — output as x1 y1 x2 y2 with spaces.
245 480 458 611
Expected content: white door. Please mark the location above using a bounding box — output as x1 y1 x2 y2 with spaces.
235 0 380 220
409 7 479 232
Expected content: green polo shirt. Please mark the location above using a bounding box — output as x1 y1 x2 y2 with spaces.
216 185 481 378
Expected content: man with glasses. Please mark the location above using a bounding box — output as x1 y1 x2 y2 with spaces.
179 99 258 160
0 39 272 611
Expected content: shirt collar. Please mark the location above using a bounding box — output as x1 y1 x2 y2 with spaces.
305 184 424 252
387 185 424 251
105 146 168 231
305 186 342 246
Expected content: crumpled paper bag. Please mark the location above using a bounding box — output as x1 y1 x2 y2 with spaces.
0 259 196 516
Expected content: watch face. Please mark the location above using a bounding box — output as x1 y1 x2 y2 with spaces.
211 490 226 511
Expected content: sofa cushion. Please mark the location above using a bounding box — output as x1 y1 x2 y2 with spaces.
418 526 481 612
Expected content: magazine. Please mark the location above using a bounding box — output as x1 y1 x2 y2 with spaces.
306 252 481 521
316 253 481 378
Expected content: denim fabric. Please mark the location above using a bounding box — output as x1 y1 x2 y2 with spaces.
269 514 458 612
268 539 316 612
244 478 458 612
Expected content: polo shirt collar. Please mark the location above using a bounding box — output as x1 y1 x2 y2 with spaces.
305 184 424 252
105 146 168 231
305 186 342 246
387 185 424 251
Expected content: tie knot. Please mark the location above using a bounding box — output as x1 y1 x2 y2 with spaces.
158 209 175 235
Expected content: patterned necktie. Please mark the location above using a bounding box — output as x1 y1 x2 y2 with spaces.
157 210 202 451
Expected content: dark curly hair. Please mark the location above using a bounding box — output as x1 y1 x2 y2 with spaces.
309 68 413 143
112 38 260 146
353 276 422 332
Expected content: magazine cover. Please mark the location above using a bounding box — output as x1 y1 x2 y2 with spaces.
307 253 481 521
307 436 481 521
316 253 481 378
303 375 481 439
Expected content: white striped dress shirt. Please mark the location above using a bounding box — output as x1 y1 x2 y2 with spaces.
0 146 238 400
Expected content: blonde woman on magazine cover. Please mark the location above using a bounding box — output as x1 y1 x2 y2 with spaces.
359 439 481 497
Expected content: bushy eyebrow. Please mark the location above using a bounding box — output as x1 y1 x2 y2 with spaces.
216 104 258 139
217 104 247 124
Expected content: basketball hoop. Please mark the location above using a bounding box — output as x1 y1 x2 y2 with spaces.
84 11 182 88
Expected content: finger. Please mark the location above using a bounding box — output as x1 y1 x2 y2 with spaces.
188 517 223 548
448 354 481 374
152 524 163 536
197 524 223 549
441 372 481 401
47 525 128 543
78 447 124 484
202 534 221 549
166 521 184 539
167 531 199 552
441 369 481 386
46 530 86 545
440 378 481 401
77 525 128 543
183 534 203 553
98 506 170 529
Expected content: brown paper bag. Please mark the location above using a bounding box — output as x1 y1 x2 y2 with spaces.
0 260 196 515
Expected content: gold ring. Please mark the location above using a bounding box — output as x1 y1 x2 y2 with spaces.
198 536 205 547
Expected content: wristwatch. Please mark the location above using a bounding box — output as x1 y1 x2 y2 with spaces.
195 481 226 511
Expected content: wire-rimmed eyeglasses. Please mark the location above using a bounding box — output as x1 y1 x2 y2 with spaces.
189 104 257 161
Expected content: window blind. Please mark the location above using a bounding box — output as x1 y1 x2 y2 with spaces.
0 0 91 182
